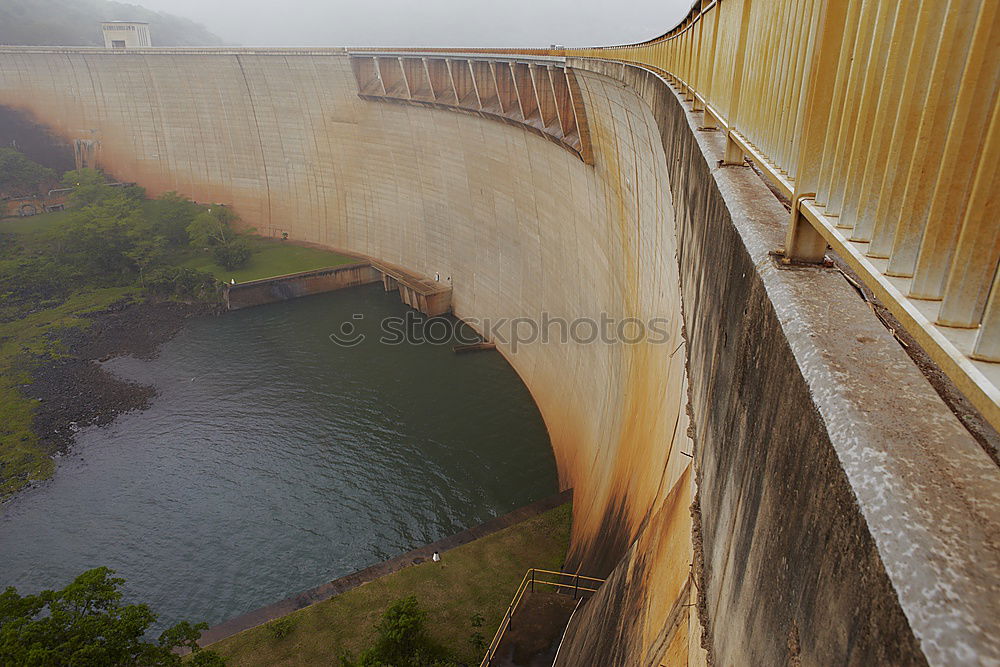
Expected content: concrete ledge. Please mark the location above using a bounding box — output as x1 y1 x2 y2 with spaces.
198 489 572 647
223 263 380 310
370 259 452 316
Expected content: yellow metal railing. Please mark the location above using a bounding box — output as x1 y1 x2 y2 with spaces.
559 0 1000 429
480 568 604 667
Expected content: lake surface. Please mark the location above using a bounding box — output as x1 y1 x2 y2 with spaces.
0 285 557 630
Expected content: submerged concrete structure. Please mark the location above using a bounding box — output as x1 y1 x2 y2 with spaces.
1 2 998 664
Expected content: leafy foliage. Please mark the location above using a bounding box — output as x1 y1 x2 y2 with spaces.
468 612 487 653
0 147 56 195
187 207 252 270
0 567 225 666
146 192 201 247
339 597 457 667
57 190 147 281
61 168 114 208
143 266 218 301
2 170 222 306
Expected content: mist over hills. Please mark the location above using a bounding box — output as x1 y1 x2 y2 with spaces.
0 0 225 47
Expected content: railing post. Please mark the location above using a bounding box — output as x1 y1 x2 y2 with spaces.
783 194 827 264
574 574 579 600
723 0 754 165
530 570 534 593
784 0 847 263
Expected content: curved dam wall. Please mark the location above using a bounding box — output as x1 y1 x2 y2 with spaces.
2 48 997 665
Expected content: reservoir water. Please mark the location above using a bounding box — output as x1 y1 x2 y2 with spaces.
0 285 557 630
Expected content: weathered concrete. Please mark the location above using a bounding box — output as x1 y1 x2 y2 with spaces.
1 47 997 665
223 263 379 309
566 58 1000 666
371 259 452 316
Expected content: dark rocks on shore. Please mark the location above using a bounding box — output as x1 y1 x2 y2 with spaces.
27 299 223 457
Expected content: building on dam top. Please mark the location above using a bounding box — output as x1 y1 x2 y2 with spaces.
100 21 151 49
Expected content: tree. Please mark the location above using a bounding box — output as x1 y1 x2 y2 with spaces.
187 207 253 271
339 597 457 667
57 189 145 281
126 234 168 286
0 147 56 195
211 239 251 271
0 566 225 666
62 168 110 208
147 192 201 247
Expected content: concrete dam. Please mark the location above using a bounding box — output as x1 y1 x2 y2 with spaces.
2 1 999 664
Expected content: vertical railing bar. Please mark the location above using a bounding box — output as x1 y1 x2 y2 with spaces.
867 0 951 258
910 0 1000 300
824 0 879 217
815 0 864 207
723 0 754 164
937 95 1000 328
777 0 808 171
786 0 823 178
835 0 900 230
848 0 919 242
885 0 982 277
973 269 1000 362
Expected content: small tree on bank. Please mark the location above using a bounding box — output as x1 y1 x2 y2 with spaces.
339 596 457 667
186 207 252 271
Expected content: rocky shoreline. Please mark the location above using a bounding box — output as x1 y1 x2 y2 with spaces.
26 299 223 460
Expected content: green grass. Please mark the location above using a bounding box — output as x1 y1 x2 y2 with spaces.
205 503 572 667
0 209 72 237
178 238 357 283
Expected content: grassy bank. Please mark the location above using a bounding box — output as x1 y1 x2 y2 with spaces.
178 236 356 283
205 502 573 666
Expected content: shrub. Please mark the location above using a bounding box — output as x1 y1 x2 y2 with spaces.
266 617 297 641
146 191 202 247
144 266 219 301
340 597 457 667
212 238 251 270
187 207 254 270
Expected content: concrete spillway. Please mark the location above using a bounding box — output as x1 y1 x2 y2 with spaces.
1 48 997 665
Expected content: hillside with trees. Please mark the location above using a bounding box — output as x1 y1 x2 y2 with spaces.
0 0 225 47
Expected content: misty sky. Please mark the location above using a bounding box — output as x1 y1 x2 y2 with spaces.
125 0 694 48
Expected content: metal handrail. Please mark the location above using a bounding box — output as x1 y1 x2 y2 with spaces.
480 568 604 667
554 0 1000 429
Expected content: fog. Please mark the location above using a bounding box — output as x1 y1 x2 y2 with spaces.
124 0 694 48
